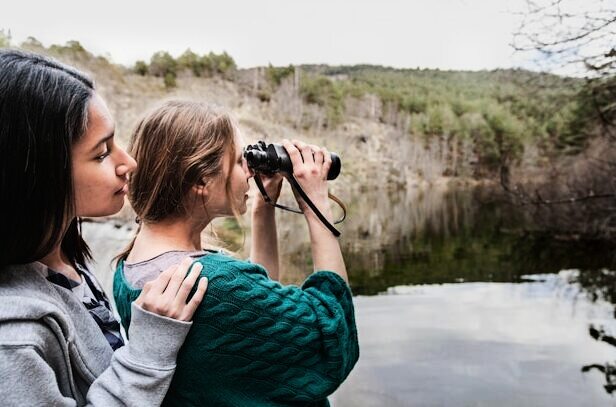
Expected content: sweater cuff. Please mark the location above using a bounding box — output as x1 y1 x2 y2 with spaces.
125 302 192 369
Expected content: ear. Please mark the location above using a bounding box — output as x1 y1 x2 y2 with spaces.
191 179 209 197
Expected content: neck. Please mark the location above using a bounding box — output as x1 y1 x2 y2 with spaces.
127 215 209 263
39 243 81 282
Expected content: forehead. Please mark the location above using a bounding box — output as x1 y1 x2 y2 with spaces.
73 93 114 149
87 93 114 134
232 129 245 156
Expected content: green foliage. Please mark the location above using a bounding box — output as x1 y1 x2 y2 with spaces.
481 104 524 169
459 112 493 142
266 64 295 86
558 76 616 154
164 72 177 89
425 105 458 136
148 51 176 77
20 36 43 49
175 50 238 78
133 60 148 76
177 49 201 76
148 51 178 89
285 64 586 174
401 95 427 114
48 40 90 57
201 51 236 77
300 75 344 126
0 29 11 48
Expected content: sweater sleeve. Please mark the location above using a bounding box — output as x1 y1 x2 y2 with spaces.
0 303 192 406
175 257 359 403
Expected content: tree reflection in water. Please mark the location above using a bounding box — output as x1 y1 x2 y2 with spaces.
337 184 616 397
338 185 616 295
575 269 616 394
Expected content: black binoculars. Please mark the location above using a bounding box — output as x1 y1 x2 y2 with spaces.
243 141 341 180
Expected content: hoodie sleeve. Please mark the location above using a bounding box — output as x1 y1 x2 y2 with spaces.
0 303 192 406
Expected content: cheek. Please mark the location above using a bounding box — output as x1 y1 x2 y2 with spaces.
73 162 122 216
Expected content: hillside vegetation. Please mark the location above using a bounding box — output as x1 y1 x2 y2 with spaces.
0 35 599 193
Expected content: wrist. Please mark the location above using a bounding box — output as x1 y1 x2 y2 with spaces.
303 198 332 220
252 199 276 214
305 208 334 232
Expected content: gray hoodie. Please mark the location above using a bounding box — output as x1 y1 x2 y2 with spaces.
0 262 192 406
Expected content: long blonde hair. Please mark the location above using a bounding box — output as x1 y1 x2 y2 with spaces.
116 100 240 263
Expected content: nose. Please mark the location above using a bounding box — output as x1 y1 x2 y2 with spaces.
116 147 137 178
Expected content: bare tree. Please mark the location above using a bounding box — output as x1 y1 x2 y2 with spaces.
512 0 615 75
506 0 616 239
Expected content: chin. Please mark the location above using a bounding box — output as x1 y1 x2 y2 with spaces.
79 200 125 218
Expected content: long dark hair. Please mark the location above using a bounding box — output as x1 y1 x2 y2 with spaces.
0 49 94 268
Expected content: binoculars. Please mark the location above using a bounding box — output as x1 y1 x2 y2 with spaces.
243 141 341 180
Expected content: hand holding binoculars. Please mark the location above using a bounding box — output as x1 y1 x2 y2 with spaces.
243 140 345 236
243 141 341 180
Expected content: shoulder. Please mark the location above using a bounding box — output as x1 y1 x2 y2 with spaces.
196 252 269 277
0 317 65 363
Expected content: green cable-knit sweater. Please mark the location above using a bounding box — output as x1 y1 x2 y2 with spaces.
113 252 359 407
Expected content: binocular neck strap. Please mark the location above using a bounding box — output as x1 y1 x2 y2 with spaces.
253 175 343 237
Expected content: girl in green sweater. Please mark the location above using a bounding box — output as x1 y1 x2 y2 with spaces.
113 100 359 406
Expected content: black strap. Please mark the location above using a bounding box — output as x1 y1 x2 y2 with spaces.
253 175 345 237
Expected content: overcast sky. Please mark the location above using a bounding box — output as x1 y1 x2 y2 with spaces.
2 0 534 71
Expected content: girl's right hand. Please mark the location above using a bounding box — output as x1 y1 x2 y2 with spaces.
135 257 208 322
281 139 333 223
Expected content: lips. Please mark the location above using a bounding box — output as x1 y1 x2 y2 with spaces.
115 184 128 195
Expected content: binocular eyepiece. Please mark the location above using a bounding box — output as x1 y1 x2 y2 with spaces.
243 141 341 180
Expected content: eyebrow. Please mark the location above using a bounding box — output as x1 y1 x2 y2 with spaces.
89 131 114 154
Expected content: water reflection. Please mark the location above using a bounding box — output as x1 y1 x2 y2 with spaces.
331 272 616 407
340 184 616 295
574 269 616 395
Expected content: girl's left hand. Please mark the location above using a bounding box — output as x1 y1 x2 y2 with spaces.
135 257 208 322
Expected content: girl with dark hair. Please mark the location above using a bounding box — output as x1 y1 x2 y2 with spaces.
113 100 359 406
0 49 208 405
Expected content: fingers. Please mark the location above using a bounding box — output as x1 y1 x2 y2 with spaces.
282 139 333 183
162 257 194 301
312 145 325 165
135 257 209 322
180 277 208 321
173 262 203 306
297 141 315 164
284 139 330 171
147 262 179 294
282 139 303 169
321 146 332 180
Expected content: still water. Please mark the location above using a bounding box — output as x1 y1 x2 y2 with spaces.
83 183 616 406
331 274 616 406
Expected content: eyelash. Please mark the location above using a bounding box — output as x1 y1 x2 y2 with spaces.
96 144 112 161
